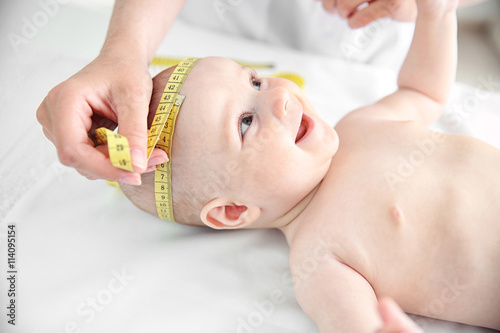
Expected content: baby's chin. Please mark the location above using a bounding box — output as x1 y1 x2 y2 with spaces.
326 126 340 157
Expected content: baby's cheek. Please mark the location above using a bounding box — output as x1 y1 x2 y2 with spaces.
246 165 282 196
267 164 302 195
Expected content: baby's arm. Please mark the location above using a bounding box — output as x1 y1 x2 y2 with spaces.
345 0 458 126
294 256 422 332
293 257 381 332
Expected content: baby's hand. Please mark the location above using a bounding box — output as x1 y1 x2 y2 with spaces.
375 298 423 333
414 0 458 19
319 0 417 28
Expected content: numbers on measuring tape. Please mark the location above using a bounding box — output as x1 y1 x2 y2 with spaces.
94 127 134 172
147 58 199 221
99 57 198 221
99 56 303 222
146 58 196 160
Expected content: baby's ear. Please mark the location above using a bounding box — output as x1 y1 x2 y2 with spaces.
200 198 261 229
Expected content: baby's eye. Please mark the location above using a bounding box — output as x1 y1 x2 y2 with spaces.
240 113 253 137
252 78 261 91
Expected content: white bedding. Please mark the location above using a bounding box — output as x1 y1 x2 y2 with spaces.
1 3 499 333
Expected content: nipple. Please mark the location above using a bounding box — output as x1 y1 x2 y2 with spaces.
390 205 405 226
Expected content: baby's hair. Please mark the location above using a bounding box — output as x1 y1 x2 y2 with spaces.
120 65 221 227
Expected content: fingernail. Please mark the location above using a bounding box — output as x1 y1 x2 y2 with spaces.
148 155 169 167
119 173 142 185
130 148 146 172
144 165 157 173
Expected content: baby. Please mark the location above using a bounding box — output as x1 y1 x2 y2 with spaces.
120 0 500 331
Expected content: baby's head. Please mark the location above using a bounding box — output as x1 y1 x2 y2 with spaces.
121 57 338 229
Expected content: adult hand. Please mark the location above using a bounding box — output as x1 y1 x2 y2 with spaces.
36 52 168 185
375 298 423 333
319 0 418 28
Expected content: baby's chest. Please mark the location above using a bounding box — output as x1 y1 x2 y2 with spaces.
306 166 499 318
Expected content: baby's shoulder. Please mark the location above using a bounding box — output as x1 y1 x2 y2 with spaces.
288 218 340 266
335 108 424 143
335 107 386 135
335 106 397 129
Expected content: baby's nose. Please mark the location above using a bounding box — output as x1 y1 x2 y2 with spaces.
269 87 289 120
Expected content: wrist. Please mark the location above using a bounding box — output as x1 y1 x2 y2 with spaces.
100 36 151 67
416 1 459 21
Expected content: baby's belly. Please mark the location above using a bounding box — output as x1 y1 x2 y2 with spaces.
317 132 500 329
369 135 500 329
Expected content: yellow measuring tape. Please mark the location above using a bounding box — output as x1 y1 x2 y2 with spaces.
152 56 305 89
97 56 305 222
152 56 274 70
148 57 199 221
96 57 198 221
95 128 133 172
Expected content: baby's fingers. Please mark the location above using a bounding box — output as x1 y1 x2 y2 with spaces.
321 0 338 14
348 0 417 28
377 298 423 333
336 0 367 19
347 1 389 28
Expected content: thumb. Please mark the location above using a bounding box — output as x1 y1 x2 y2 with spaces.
378 298 422 333
116 90 151 173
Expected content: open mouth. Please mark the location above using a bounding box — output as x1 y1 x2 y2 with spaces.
295 113 310 144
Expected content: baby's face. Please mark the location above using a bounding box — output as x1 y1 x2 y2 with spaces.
174 57 339 226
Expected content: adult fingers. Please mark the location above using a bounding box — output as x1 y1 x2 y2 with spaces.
42 127 54 143
50 85 142 185
114 79 153 174
37 97 54 142
65 139 142 185
143 149 169 173
148 148 169 167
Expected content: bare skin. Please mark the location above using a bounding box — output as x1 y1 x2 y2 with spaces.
119 0 498 331
278 2 500 329
36 0 479 184
283 117 500 331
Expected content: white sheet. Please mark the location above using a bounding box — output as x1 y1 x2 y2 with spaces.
1 3 499 333
178 0 415 71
